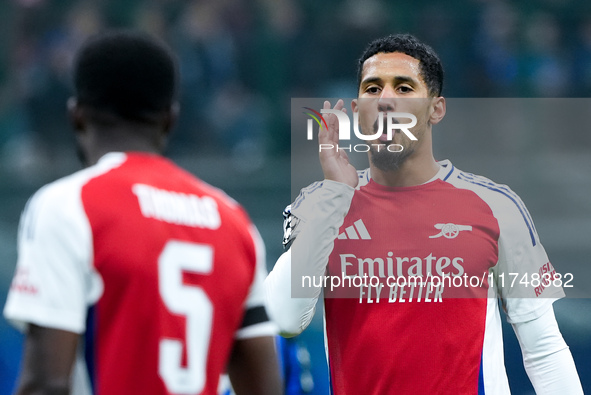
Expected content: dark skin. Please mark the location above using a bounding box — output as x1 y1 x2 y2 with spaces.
67 97 176 167
227 337 283 395
15 325 78 395
14 99 283 395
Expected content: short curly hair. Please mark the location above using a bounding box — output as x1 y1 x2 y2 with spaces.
357 34 444 96
73 30 179 123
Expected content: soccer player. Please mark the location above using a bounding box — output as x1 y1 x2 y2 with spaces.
265 34 583 394
3 30 282 395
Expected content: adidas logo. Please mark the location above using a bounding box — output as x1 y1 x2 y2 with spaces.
338 219 371 240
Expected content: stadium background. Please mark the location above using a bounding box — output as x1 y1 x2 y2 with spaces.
0 0 589 393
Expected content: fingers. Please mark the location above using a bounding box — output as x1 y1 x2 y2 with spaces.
320 99 346 145
324 99 344 111
317 99 359 187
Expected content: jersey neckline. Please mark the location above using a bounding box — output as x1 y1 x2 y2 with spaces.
363 159 454 192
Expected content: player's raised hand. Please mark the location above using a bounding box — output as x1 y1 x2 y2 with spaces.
318 100 359 188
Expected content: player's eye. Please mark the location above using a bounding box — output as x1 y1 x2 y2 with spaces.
397 85 413 93
366 86 381 94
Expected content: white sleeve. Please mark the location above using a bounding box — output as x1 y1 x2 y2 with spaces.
265 180 354 337
512 306 583 394
3 180 101 334
485 186 565 323
450 175 566 322
235 225 278 339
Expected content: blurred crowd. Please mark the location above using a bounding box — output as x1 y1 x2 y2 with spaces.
0 0 591 174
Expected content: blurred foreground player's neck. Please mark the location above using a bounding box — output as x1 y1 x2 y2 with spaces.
68 97 177 167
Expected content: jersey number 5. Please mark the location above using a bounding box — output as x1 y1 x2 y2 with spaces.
158 240 213 394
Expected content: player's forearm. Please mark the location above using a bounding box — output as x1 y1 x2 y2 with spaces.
265 250 321 336
513 306 583 394
15 379 70 395
14 325 79 395
266 180 354 336
289 180 354 285
524 347 583 394
228 336 283 395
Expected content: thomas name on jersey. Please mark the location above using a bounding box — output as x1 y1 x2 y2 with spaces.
132 183 221 228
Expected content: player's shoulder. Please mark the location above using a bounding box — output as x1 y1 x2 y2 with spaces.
18 154 126 242
189 176 245 214
441 160 539 245
182 177 256 237
441 160 526 211
27 153 127 213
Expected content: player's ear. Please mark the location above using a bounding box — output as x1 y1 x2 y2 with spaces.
351 99 358 113
429 96 446 125
162 102 180 136
67 97 85 133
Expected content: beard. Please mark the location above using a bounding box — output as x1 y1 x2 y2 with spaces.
369 142 414 171
365 116 414 171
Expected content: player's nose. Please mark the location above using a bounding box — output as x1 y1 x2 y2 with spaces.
378 86 396 112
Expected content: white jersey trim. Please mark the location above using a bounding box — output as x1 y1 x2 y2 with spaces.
440 161 564 323
3 153 126 333
235 321 277 340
